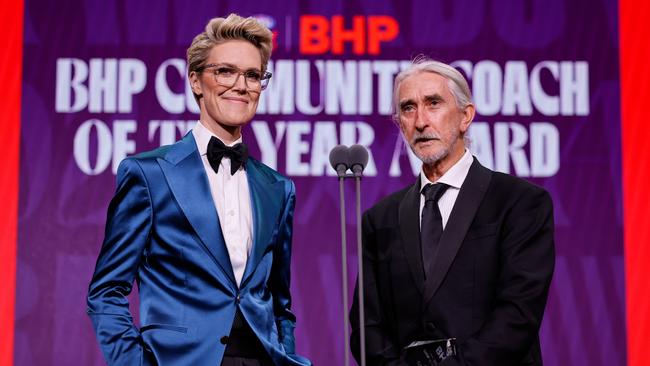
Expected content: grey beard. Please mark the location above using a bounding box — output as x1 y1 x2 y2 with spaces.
408 131 459 165
415 147 449 165
409 133 442 165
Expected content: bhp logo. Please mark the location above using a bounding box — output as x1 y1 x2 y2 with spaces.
300 15 399 55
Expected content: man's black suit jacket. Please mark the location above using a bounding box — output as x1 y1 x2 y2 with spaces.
350 158 555 365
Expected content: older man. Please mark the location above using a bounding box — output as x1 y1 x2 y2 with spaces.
87 14 311 366
350 59 555 365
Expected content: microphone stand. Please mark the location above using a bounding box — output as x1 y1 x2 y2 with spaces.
354 173 366 366
331 145 368 366
338 173 351 366
337 172 366 366
349 144 369 366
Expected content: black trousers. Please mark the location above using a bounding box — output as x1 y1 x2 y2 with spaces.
221 310 274 366
221 356 275 366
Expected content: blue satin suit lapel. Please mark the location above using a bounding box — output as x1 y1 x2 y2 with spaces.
241 160 284 287
157 133 237 286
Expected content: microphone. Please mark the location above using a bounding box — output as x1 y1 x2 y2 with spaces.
330 144 352 366
329 145 350 178
330 144 369 366
349 144 369 177
349 143 369 366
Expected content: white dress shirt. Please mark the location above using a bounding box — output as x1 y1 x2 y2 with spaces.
419 149 474 230
192 121 252 287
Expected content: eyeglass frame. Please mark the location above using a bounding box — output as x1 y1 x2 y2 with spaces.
196 63 272 91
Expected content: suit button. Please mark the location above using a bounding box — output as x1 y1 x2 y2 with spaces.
220 335 229 345
235 295 240 304
425 322 436 333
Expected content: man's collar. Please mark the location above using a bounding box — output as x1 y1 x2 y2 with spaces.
192 120 243 156
419 149 473 192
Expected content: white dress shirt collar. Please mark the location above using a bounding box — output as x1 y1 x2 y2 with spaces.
191 120 252 287
193 120 243 157
419 149 474 192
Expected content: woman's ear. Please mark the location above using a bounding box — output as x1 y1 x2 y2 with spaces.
189 71 202 97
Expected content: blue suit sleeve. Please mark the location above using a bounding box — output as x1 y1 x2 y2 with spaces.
86 158 152 365
268 180 299 354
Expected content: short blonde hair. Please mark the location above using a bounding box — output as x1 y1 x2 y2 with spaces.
186 13 273 77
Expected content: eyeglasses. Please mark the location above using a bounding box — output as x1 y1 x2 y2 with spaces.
198 64 272 91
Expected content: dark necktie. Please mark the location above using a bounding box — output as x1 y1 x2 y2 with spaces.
420 183 450 277
206 136 248 175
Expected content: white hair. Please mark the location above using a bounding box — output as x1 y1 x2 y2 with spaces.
392 57 473 121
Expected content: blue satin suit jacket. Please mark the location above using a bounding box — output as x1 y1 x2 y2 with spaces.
87 133 312 366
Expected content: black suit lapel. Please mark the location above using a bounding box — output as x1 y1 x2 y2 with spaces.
422 158 492 306
398 179 425 294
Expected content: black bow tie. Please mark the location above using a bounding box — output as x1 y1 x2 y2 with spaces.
206 136 248 175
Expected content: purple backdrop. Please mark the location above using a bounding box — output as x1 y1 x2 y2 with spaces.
16 0 624 365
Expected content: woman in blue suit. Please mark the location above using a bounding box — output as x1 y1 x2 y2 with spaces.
87 13 311 366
